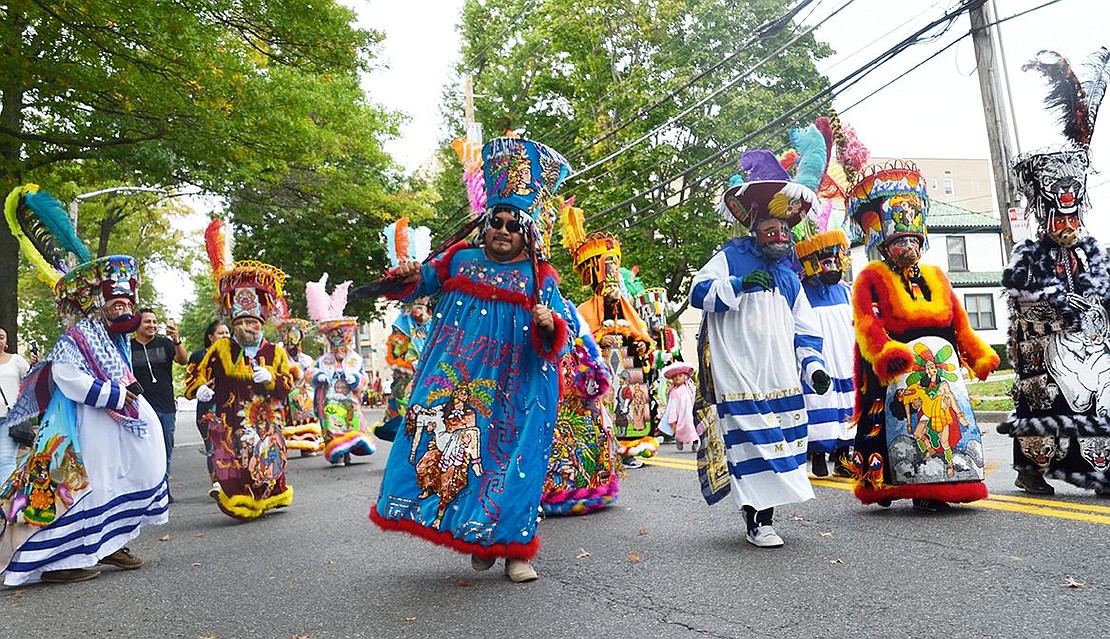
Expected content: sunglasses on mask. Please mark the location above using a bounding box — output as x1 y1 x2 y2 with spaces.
488 218 522 233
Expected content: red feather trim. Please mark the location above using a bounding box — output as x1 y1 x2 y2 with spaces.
530 314 570 363
369 505 541 560
432 241 473 284
854 480 988 505
443 277 532 308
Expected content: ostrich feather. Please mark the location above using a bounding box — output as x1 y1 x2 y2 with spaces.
306 273 352 322
411 225 432 262
559 196 586 251
20 188 90 266
1082 47 1110 137
204 218 233 276
778 149 800 172
394 217 411 263
1024 49 1091 146
814 117 835 166
305 273 331 323
789 124 828 192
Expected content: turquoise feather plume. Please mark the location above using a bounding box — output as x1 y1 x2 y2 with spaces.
789 124 828 193
23 189 91 265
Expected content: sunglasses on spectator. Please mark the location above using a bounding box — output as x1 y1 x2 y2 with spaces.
488 218 522 233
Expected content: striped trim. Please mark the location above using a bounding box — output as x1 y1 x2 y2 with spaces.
6 479 168 575
722 423 807 447
729 452 808 476
805 406 854 424
84 379 104 406
716 394 805 418
106 382 121 409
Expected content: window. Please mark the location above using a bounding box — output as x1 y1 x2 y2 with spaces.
943 177 955 195
964 294 996 330
946 236 968 272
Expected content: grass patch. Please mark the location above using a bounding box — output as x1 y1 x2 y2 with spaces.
972 398 1013 411
966 378 1013 397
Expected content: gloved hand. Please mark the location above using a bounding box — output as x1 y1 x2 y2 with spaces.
252 366 274 384
345 373 360 387
811 369 831 395
196 385 215 403
740 270 774 292
313 372 328 387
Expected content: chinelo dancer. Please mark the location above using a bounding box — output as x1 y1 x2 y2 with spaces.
370 135 576 583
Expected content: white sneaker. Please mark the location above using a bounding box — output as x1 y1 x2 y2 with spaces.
209 482 221 500
745 525 784 548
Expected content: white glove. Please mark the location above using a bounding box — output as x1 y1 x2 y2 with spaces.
252 366 273 384
195 385 215 403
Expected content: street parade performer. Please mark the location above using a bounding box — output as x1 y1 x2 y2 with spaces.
789 115 868 477
561 198 658 464
278 318 324 456
371 136 576 583
998 47 1110 496
848 161 999 512
690 126 831 548
306 274 375 465
541 304 619 517
376 218 432 442
0 185 167 585
185 218 294 521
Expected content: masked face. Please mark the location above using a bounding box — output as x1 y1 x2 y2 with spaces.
884 235 923 269
326 327 351 350
233 317 262 346
1048 212 1080 247
599 256 622 300
1033 152 1087 218
410 302 429 324
102 297 140 334
753 218 791 261
815 254 842 285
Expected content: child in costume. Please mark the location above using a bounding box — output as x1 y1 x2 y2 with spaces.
660 362 697 452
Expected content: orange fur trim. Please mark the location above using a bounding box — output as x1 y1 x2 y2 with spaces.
794 229 849 259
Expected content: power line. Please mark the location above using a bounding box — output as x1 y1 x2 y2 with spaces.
587 0 983 231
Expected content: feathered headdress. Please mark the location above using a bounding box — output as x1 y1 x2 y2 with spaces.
1013 48 1110 228
306 273 356 333
717 126 826 229
204 218 286 322
559 195 623 288
383 217 432 268
6 184 140 317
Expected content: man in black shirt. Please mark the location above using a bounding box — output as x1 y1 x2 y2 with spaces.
131 309 188 489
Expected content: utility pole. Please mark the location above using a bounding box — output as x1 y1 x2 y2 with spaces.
970 0 1018 257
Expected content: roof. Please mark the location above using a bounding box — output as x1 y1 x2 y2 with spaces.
947 270 1002 288
929 200 1001 232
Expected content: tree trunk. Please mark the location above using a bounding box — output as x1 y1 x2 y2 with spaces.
0 10 28 349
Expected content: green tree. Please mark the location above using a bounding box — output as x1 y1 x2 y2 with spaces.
455 0 833 313
1 0 398 347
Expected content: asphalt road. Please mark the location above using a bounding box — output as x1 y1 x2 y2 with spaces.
2 409 1107 639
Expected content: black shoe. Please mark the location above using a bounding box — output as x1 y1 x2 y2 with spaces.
810 453 829 477
1014 472 1055 495
912 498 950 513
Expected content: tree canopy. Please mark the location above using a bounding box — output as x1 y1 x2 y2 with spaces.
1 0 409 346
448 0 834 314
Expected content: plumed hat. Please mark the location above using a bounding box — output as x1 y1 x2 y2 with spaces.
717 125 827 229
559 196 623 288
383 217 432 268
481 136 571 260
1011 48 1110 229
306 273 357 335
205 218 286 323
5 184 140 319
848 161 929 260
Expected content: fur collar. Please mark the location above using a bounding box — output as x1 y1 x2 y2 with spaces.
1002 236 1110 323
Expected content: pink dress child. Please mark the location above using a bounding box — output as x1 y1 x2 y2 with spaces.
661 362 698 451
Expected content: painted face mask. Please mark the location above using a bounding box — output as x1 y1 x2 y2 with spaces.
885 235 923 269
754 220 792 261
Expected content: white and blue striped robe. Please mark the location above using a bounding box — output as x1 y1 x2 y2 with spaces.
800 280 856 454
690 237 824 511
1 362 169 586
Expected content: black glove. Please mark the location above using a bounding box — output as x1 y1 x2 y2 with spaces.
812 369 831 395
740 270 774 292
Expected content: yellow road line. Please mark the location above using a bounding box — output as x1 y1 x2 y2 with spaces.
645 455 1110 525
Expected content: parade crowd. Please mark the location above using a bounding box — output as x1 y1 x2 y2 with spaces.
0 48 1108 587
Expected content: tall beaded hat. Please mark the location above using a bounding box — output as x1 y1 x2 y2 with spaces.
5 184 140 319
204 218 287 323
480 136 571 261
1011 48 1110 231
848 160 929 261
559 196 623 290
